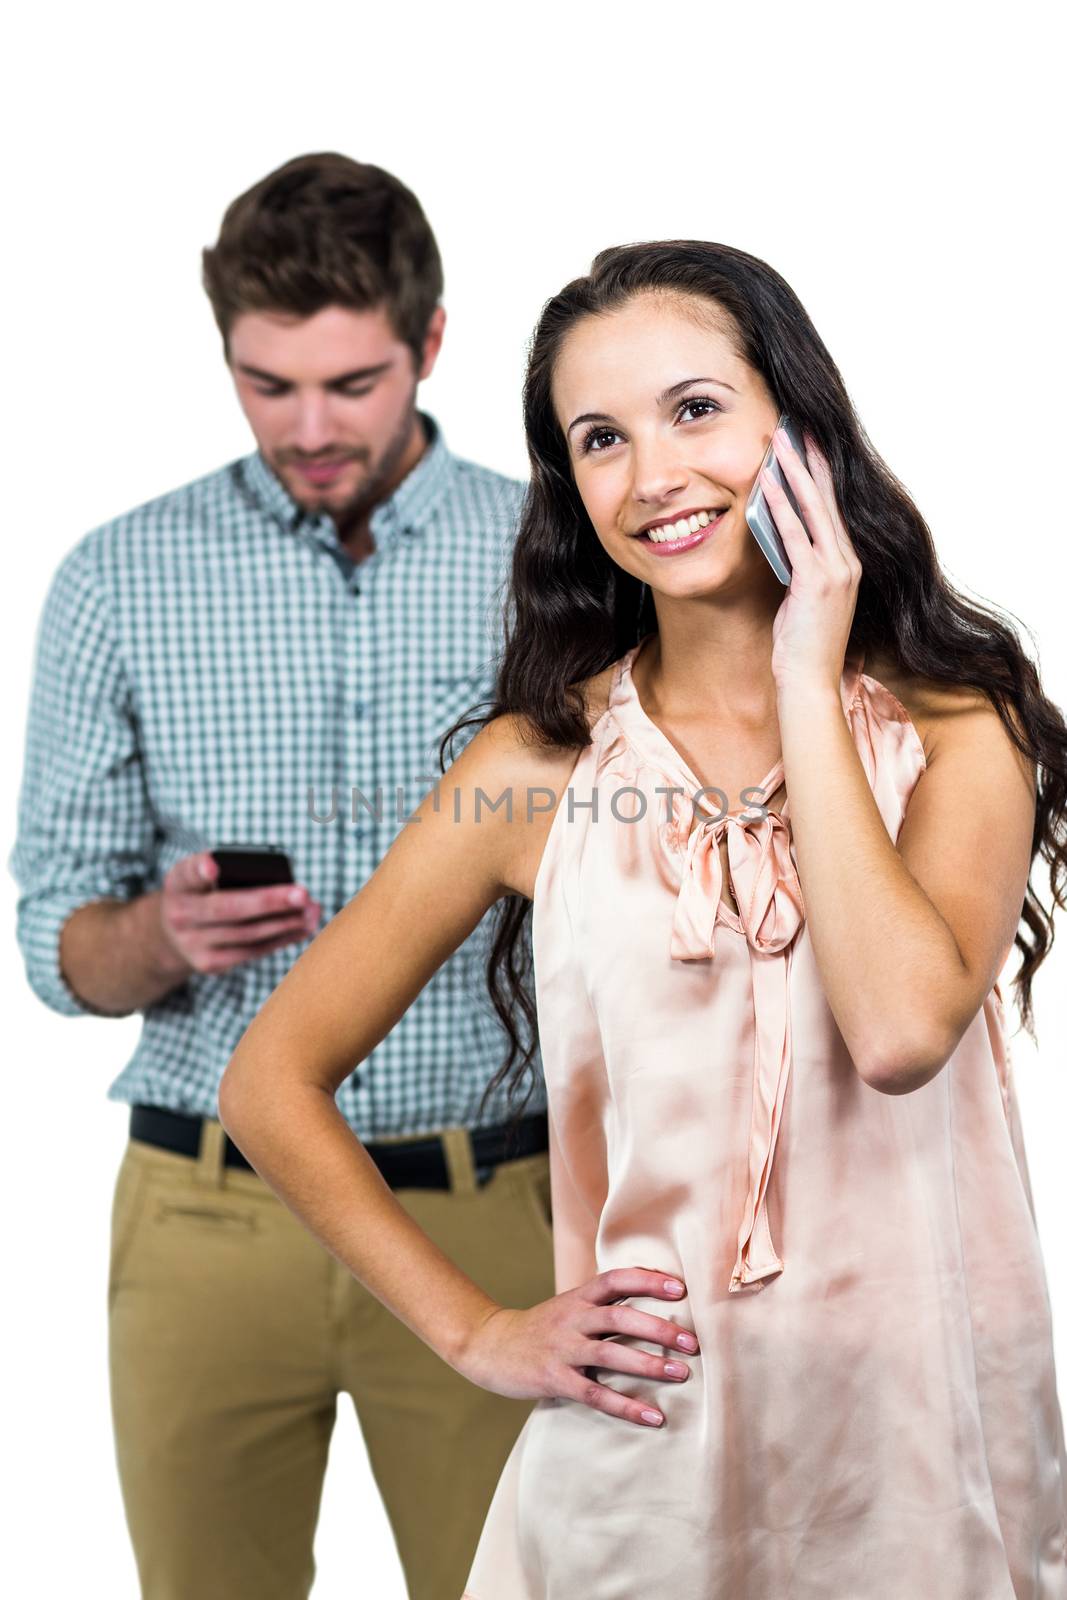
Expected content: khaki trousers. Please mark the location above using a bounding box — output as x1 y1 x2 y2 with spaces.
108 1119 556 1600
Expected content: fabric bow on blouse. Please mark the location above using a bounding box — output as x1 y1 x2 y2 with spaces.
608 641 865 1298
668 780 805 1295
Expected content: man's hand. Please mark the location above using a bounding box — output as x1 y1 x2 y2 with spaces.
159 852 322 976
58 851 323 1016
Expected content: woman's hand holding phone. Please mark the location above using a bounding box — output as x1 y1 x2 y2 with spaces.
761 426 863 695
457 1268 699 1428
157 850 322 977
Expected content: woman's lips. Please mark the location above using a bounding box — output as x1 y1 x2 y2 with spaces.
636 509 726 555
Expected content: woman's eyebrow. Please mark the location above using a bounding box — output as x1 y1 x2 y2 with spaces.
658 376 737 404
566 409 615 436
565 376 736 437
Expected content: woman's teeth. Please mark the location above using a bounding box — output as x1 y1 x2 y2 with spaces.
645 509 721 544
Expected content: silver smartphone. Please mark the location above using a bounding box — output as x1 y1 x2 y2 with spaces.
743 414 810 585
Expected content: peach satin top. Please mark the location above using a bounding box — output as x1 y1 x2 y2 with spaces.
465 639 1067 1599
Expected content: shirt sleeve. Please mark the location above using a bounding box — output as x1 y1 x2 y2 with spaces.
8 540 158 1016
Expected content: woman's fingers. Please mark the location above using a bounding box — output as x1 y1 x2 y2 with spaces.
551 1268 701 1424
558 1332 694 1430
767 428 838 558
583 1266 689 1306
460 1271 699 1427
581 1296 700 1358
581 1336 691 1384
758 464 816 569
804 436 862 568
557 1368 667 1428
802 439 841 528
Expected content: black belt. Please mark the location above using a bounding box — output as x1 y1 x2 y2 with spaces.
129 1103 548 1190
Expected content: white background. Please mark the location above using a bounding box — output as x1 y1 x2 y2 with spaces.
3 2 1065 1594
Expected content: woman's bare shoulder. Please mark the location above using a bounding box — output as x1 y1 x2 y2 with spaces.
473 662 615 770
472 711 581 789
864 649 1032 783
474 676 609 783
866 648 986 723
456 671 616 900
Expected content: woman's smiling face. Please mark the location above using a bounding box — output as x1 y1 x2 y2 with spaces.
551 291 783 597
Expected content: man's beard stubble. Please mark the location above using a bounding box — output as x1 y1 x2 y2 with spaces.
278 391 421 533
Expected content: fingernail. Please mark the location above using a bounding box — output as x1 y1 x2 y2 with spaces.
664 1278 685 1295
677 1332 698 1352
664 1361 688 1379
288 888 305 905
640 1410 664 1426
199 858 213 882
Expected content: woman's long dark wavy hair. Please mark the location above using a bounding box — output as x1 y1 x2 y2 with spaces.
442 240 1067 1128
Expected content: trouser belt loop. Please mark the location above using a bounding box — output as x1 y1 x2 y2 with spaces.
194 1118 227 1190
440 1126 478 1196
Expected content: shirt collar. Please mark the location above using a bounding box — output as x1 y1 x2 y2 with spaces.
239 411 454 555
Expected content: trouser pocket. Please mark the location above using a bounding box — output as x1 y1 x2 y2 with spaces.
108 1145 150 1302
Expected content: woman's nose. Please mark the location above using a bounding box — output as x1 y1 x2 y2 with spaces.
629 438 689 506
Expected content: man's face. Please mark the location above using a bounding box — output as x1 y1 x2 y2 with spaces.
228 303 443 524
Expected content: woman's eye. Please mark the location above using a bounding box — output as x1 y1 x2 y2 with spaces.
678 397 721 422
582 427 621 454
578 398 720 455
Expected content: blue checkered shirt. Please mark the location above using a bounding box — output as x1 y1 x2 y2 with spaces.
10 412 545 1136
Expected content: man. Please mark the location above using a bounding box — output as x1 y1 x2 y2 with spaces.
9 152 554 1600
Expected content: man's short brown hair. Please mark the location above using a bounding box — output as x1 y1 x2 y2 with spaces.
201 151 444 362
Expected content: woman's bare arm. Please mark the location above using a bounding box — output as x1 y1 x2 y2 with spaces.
780 676 1036 1093
218 713 546 1364
218 710 701 1425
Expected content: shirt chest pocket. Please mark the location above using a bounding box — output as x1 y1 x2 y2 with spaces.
426 668 494 767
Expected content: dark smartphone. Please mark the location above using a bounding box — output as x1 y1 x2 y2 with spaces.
210 844 295 891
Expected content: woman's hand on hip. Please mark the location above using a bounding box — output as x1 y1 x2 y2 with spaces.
456 1267 699 1427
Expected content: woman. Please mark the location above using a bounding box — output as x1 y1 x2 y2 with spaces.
219 241 1067 1597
